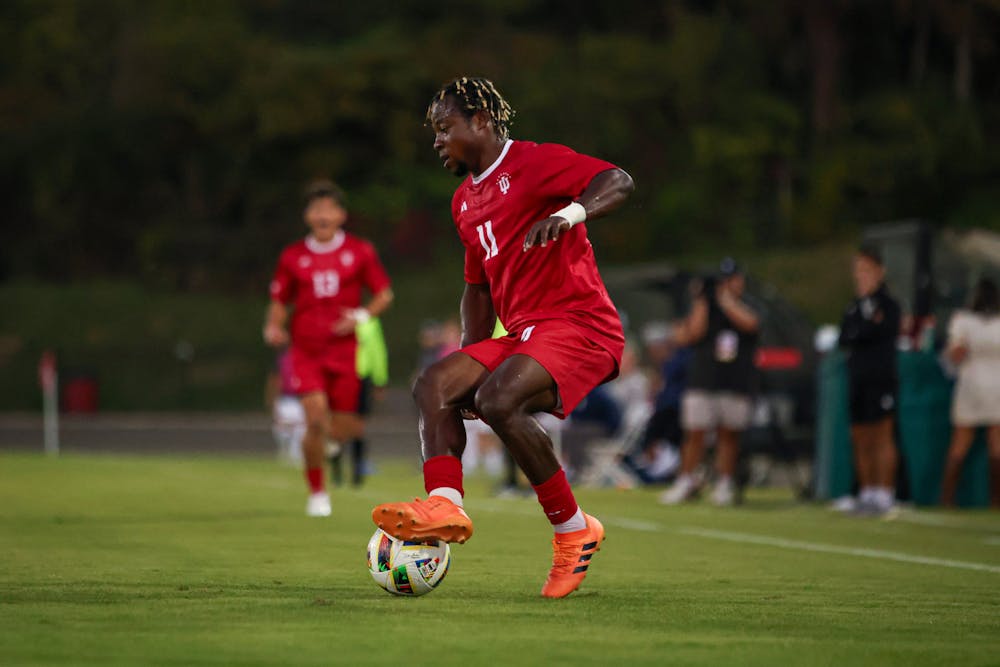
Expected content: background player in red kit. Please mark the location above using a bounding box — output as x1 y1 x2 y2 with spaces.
372 77 634 598
265 180 393 517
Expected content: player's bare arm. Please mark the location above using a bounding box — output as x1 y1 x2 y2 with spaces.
263 301 290 347
460 282 495 348
523 167 635 250
332 287 395 335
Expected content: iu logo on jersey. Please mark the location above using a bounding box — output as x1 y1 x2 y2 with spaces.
497 172 511 195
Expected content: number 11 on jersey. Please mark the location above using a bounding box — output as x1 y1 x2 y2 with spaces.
477 221 499 260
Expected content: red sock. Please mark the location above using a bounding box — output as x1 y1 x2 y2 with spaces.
532 469 579 526
306 467 324 493
423 455 464 497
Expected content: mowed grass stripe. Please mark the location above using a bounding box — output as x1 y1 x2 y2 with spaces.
1 452 999 666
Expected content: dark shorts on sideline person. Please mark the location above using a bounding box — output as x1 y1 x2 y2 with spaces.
849 377 897 424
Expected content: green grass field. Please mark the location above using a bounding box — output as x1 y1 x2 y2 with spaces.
2 452 998 666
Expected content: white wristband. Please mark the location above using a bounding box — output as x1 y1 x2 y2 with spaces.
350 308 371 324
552 201 587 228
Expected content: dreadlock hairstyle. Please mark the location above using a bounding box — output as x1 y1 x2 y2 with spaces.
427 76 516 140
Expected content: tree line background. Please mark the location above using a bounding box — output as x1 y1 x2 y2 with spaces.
2 0 998 291
1 0 999 410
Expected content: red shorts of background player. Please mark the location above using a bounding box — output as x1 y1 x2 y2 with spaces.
288 345 360 413
460 320 620 418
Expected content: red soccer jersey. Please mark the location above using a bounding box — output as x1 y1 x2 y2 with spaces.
270 231 391 363
452 140 624 358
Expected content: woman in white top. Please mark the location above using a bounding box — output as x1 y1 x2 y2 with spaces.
941 277 1000 508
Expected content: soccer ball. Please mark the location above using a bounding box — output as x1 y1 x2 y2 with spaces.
366 528 451 596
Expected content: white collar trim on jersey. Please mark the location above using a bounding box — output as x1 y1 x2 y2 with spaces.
305 230 345 254
472 139 513 185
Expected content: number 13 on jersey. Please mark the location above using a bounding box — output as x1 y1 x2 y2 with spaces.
312 270 340 298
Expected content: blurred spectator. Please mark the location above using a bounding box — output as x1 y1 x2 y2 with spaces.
623 323 689 484
835 245 901 516
605 340 652 439
437 318 463 360
416 319 444 374
941 277 1000 508
570 384 623 436
659 258 759 506
563 384 624 482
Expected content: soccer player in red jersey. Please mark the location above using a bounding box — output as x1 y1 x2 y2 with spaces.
372 77 634 597
265 180 393 517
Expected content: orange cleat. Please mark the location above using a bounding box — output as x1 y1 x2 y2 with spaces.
540 513 605 598
372 496 474 544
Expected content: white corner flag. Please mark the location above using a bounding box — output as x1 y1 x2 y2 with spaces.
38 350 59 456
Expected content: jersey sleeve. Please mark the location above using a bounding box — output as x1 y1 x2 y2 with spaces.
463 244 487 285
453 189 488 285
532 143 618 200
269 248 295 304
360 242 392 295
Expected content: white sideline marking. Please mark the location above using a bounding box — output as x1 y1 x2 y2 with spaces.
680 527 1000 575
892 511 995 530
356 489 1000 572
604 517 660 532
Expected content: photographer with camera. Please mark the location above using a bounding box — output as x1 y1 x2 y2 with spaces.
659 258 760 506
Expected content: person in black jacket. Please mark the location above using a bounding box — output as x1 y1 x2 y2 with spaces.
837 245 902 515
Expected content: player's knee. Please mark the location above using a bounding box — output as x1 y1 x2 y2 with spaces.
412 362 447 407
473 387 517 427
305 417 325 433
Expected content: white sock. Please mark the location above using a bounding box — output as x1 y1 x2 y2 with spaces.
428 487 464 508
553 507 587 534
859 487 876 504
876 487 895 509
715 475 734 490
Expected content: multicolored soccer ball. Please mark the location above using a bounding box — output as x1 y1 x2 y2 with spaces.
366 528 451 596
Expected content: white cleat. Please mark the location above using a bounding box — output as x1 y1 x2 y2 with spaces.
658 475 697 505
710 478 736 506
829 495 858 513
306 492 332 517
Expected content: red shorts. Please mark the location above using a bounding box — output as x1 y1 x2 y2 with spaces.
288 345 360 413
460 320 620 418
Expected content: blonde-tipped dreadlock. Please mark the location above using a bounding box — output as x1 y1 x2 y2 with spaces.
427 76 516 140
